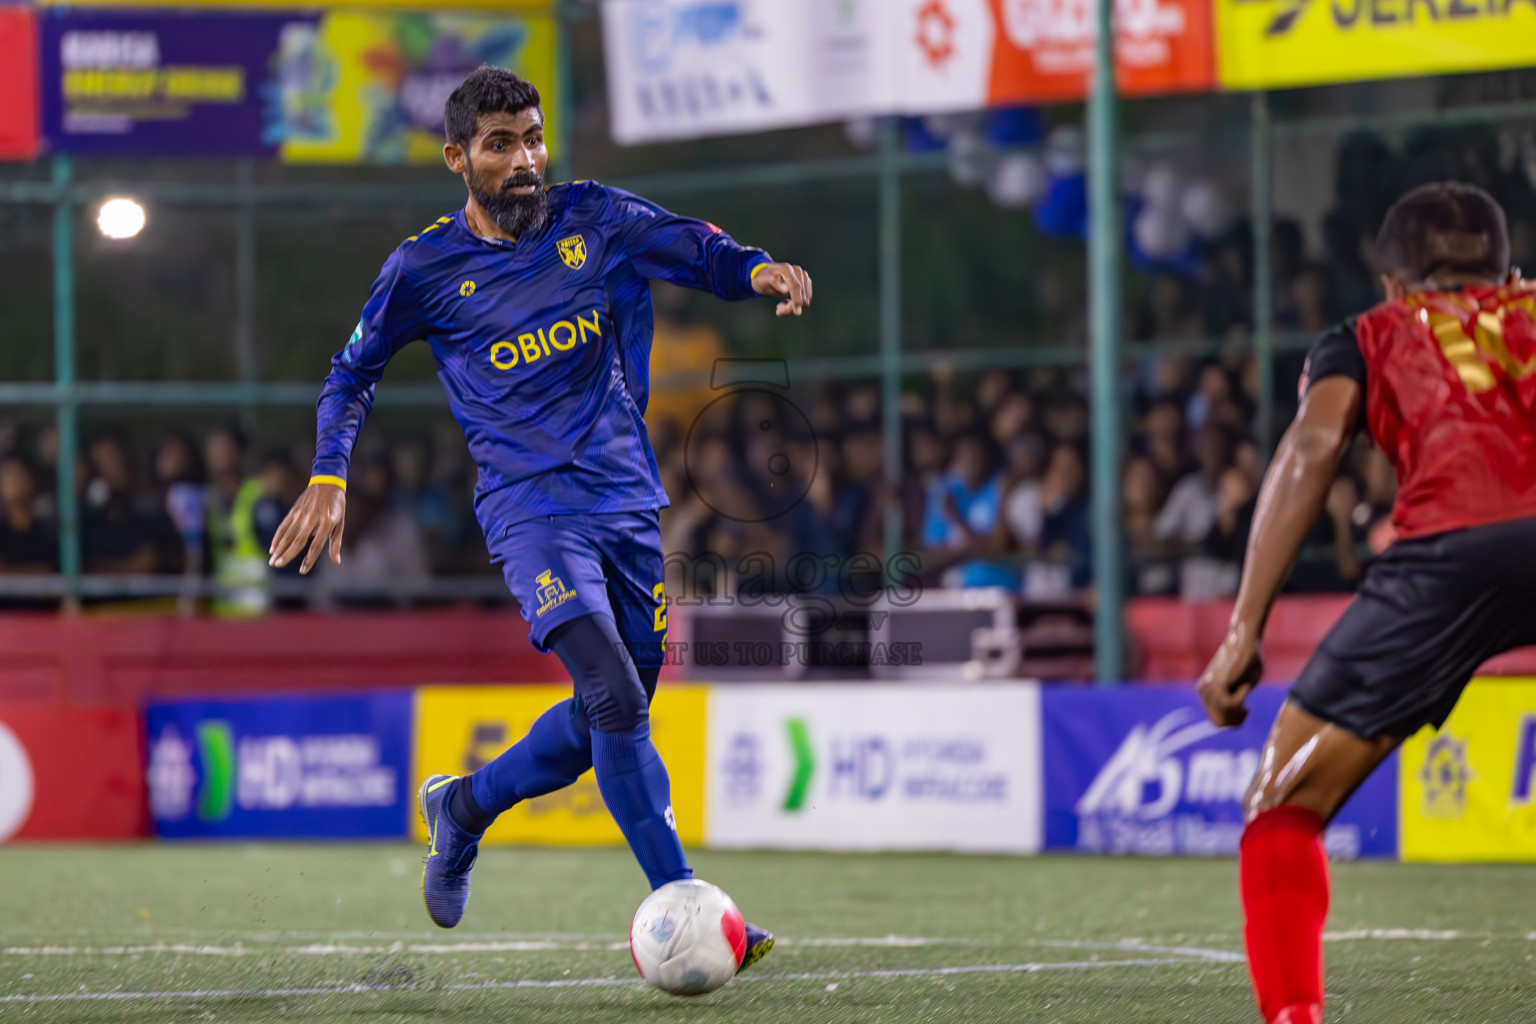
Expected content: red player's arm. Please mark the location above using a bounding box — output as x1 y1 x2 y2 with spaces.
1196 376 1362 727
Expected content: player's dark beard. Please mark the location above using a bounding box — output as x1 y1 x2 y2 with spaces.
468 160 547 239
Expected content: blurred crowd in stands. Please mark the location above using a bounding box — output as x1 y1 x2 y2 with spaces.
1 126 1532 608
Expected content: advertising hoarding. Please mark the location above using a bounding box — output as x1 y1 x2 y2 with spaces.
1215 0 1536 90
706 683 1042 853
144 692 412 838
1043 686 1398 859
39 8 558 161
414 685 707 847
0 6 40 161
1401 679 1536 862
602 0 1216 144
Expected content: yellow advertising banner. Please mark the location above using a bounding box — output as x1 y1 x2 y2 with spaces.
414 685 707 847
278 11 559 165
1400 679 1536 862
1216 0 1536 91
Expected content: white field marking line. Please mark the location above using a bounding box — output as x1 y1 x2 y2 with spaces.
0 935 977 958
1323 929 1463 942
0 957 1209 1005
1044 940 1246 964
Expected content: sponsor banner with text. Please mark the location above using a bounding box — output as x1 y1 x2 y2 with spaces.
413 685 707 847
144 693 412 838
705 683 1042 853
603 0 1214 144
40 8 557 161
1215 0 1536 90
0 704 147 842
1043 686 1397 859
1401 679 1536 862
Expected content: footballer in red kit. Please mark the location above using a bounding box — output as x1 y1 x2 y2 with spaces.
1197 182 1536 1024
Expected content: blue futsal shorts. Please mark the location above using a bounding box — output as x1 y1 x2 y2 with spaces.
488 510 668 666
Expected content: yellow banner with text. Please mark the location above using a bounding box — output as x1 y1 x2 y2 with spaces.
413 685 707 847
1216 0 1536 90
1400 679 1536 862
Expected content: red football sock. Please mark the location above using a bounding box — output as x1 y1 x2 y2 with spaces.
1240 806 1328 1024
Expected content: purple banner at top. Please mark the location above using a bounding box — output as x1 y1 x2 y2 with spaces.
1042 685 1398 859
40 10 312 157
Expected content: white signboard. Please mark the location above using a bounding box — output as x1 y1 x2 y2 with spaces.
602 0 1009 144
601 0 874 145
705 683 1042 853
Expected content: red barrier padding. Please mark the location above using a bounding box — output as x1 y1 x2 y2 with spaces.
1127 596 1536 681
0 704 148 841
0 610 565 704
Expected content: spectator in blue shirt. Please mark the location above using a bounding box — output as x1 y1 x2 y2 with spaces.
921 431 1016 589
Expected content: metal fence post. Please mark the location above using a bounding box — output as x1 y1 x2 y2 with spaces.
235 159 259 432
1088 0 1124 684
879 119 904 568
1251 91 1276 462
51 155 80 606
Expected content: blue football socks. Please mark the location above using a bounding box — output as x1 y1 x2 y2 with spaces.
591 721 693 889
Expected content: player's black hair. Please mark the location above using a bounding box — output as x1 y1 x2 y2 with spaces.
444 66 542 147
1375 181 1510 285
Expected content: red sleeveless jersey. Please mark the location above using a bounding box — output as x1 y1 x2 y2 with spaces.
1355 281 1536 540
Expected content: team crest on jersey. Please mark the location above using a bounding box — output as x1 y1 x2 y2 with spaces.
556 234 588 270
534 570 578 617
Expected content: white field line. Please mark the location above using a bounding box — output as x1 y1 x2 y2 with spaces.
0 957 1206 1005
1045 940 1246 964
1323 929 1464 942
1 929 1492 962
0 935 978 958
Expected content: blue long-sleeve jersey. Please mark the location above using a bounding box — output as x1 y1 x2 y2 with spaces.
311 181 772 539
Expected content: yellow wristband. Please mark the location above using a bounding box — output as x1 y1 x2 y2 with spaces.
309 474 347 492
750 262 774 281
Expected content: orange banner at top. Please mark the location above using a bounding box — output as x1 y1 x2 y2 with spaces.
982 0 1217 104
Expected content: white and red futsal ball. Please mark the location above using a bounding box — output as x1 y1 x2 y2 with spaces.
629 879 746 996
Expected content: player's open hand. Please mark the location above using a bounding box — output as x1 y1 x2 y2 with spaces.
267 481 347 574
752 262 813 317
1196 623 1264 728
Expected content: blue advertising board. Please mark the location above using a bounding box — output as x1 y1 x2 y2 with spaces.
1042 686 1398 859
40 10 302 157
144 692 412 839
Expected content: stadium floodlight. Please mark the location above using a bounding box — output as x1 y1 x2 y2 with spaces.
97 197 146 240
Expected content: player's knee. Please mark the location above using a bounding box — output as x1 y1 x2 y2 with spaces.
590 676 648 732
1244 778 1335 825
550 614 649 733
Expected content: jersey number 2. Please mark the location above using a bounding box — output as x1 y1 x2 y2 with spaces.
652 582 667 633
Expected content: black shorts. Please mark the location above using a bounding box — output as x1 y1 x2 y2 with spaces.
1290 514 1536 739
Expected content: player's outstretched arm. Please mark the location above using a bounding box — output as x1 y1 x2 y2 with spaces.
1196 376 1360 727
267 481 347 574
750 262 814 318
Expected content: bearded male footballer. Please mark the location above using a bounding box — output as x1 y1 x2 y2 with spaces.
268 67 811 971
1197 181 1536 1023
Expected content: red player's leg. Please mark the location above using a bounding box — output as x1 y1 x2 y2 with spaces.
1239 702 1401 1024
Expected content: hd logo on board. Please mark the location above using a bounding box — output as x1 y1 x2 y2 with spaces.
706 684 1043 854
144 694 412 839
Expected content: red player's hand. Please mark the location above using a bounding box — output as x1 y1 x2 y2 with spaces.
1196 623 1264 728
751 262 814 317
268 481 347 575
